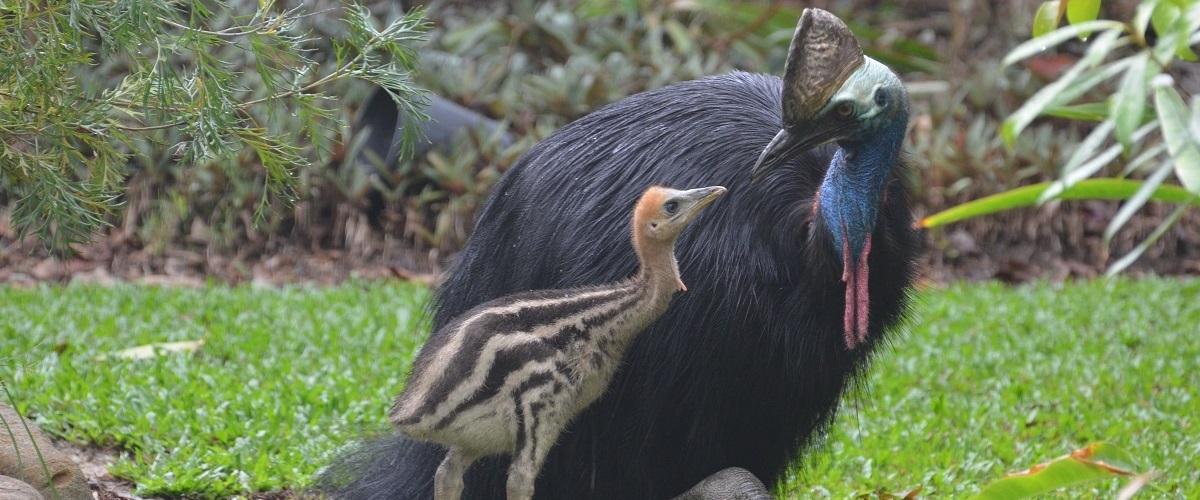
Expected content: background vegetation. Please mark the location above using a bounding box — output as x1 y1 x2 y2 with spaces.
0 0 428 254
4 0 1199 281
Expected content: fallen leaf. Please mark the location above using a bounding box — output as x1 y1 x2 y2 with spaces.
95 340 204 361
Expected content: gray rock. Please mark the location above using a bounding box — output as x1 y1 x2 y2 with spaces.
0 403 91 500
672 467 773 500
0 475 45 500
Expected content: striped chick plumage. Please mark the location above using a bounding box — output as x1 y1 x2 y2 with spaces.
389 185 727 500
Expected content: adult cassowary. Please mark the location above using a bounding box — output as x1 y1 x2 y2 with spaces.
319 9 919 499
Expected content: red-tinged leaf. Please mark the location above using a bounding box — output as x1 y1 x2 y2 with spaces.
970 442 1147 500
1026 54 1077 80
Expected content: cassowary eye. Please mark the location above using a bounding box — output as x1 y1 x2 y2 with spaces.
664 201 679 214
836 102 855 117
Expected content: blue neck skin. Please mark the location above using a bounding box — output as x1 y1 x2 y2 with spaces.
817 117 907 264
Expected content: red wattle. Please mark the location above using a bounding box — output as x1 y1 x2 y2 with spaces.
841 232 873 350
856 235 872 345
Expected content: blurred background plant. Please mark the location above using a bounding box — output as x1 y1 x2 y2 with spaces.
921 0 1200 275
2 0 1198 283
0 0 428 254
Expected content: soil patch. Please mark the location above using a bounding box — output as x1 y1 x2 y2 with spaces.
3 200 1199 288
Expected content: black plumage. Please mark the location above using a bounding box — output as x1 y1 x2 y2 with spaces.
319 70 920 499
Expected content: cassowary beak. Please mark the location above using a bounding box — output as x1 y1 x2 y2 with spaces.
751 124 846 182
751 8 865 183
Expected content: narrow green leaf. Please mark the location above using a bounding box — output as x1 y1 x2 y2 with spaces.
1003 35 1129 145
1154 85 1200 193
1120 142 1167 177
1134 0 1164 39
971 443 1143 500
918 179 1200 228
1003 20 1124 66
1041 142 1125 202
1066 0 1101 24
1105 158 1175 244
1111 53 1152 151
663 19 692 54
1108 199 1195 275
1039 120 1117 201
1046 102 1109 121
1080 25 1128 64
1034 1 1063 38
1066 121 1116 174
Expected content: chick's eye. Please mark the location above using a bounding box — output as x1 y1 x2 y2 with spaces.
664 201 678 215
836 102 855 117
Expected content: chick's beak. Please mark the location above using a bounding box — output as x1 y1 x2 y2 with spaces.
681 186 727 214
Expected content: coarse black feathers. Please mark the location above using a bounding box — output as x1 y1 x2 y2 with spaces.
318 71 919 499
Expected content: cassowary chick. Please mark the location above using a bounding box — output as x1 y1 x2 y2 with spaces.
389 185 728 500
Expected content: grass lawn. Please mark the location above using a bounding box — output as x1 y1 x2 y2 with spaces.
1 278 1197 498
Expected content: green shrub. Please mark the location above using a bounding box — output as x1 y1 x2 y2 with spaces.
0 0 428 254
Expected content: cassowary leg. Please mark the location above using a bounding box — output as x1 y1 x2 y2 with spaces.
670 467 773 500
507 393 562 500
434 447 476 500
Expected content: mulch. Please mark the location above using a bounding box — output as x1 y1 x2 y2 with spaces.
3 199 1200 289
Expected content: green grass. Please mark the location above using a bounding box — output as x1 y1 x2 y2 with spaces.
0 282 431 498
1 279 1197 498
790 278 1200 498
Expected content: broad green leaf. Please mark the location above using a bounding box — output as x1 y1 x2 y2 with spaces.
1176 7 1200 61
918 179 1200 228
1150 2 1180 40
1106 158 1175 244
971 442 1144 500
1155 85 1200 193
1034 1 1063 38
1046 102 1108 121
1066 0 1102 29
1111 53 1153 150
1003 20 1124 66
